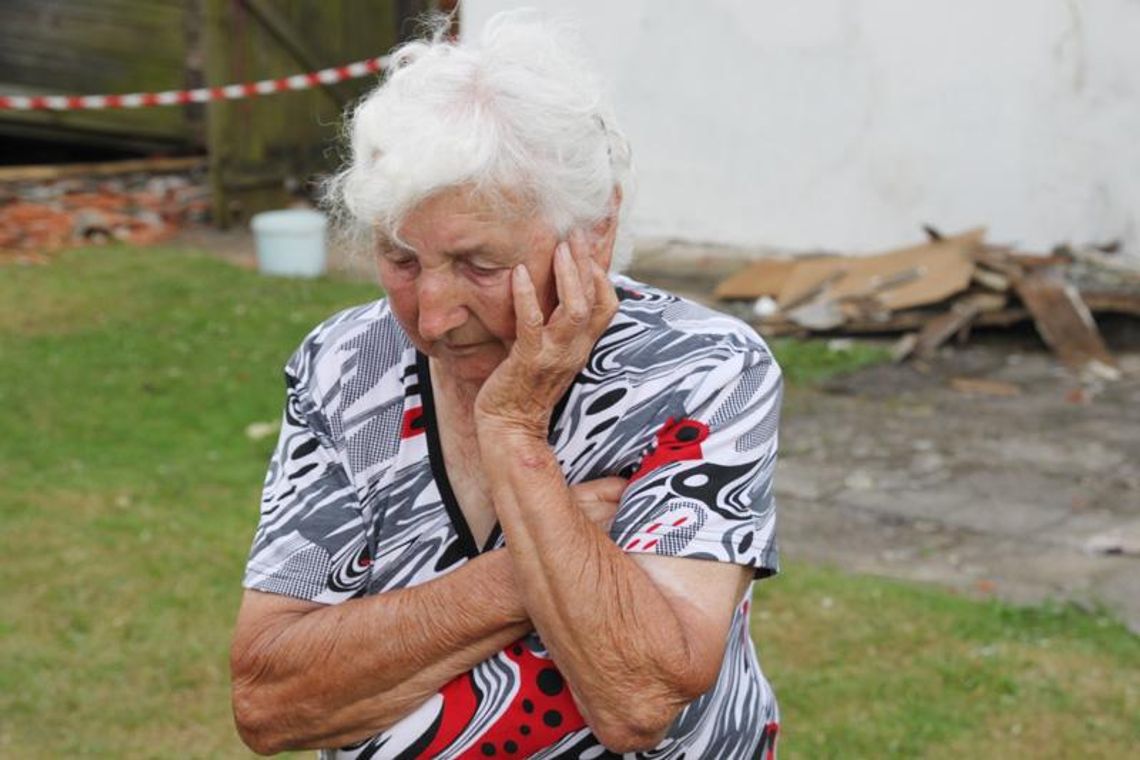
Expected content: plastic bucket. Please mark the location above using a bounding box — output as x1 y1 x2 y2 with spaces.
250 209 328 278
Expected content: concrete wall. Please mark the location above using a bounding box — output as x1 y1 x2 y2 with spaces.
462 0 1140 258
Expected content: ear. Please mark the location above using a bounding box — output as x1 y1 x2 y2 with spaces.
588 185 623 271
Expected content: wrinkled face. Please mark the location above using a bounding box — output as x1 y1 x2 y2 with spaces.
377 186 562 385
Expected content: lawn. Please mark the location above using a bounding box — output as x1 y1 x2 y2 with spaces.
1 246 1136 757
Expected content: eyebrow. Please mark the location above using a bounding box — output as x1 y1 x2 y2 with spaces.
378 238 414 255
379 239 514 264
442 246 511 261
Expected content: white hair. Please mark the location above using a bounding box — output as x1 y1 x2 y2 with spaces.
323 9 635 271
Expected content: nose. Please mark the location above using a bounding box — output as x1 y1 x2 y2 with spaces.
416 269 468 342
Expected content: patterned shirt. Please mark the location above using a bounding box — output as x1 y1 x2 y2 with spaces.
244 275 783 759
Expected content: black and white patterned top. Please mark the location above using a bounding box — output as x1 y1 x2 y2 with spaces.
244 275 783 759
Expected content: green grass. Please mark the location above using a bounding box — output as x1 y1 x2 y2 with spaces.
1 247 379 757
756 565 1140 758
1 247 1136 757
768 337 891 386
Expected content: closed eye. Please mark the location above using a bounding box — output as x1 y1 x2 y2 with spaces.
381 251 419 270
464 261 504 278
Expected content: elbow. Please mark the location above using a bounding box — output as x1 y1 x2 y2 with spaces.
230 601 326 754
232 689 276 755
232 678 291 755
231 649 304 756
589 672 716 753
590 707 674 754
594 726 668 755
588 694 691 753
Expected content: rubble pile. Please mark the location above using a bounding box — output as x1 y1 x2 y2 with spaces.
715 228 1140 378
0 157 210 263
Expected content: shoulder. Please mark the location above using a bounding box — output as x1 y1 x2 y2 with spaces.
555 277 781 481
603 275 781 400
284 297 409 391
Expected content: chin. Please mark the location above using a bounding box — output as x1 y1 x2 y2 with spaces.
431 344 506 385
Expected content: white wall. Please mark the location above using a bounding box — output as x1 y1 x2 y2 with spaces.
462 0 1140 258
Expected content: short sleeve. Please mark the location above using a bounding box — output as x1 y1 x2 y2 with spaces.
242 352 371 604
609 350 782 578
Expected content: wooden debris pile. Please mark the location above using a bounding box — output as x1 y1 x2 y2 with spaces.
715 228 1140 378
0 156 210 264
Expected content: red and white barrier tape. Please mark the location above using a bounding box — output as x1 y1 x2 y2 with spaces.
0 55 388 111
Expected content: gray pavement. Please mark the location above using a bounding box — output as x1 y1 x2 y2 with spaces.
775 348 1140 632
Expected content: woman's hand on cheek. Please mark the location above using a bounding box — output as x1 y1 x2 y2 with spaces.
474 230 618 438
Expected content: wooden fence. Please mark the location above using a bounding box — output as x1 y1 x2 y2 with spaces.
0 0 433 224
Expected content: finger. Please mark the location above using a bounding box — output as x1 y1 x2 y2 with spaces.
512 264 544 351
576 476 628 503
553 241 589 326
590 257 618 323
568 229 596 303
594 475 628 503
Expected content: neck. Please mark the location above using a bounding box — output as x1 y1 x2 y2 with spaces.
428 357 484 416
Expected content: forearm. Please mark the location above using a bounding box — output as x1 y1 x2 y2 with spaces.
479 430 704 747
233 549 529 753
293 618 530 751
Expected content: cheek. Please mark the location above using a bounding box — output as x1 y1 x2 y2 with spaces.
378 274 420 331
472 280 517 338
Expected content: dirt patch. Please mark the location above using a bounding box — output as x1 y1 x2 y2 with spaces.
777 342 1140 632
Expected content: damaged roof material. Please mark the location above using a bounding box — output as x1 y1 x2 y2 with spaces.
716 227 1139 379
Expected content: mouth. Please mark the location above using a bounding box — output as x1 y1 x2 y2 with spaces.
439 341 487 355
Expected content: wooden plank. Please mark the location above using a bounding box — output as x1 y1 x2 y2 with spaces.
204 0 232 227
0 0 190 143
239 0 346 108
0 117 188 155
1080 289 1140 318
971 267 1011 292
757 306 1031 336
183 0 208 150
912 299 978 358
912 292 1008 358
0 156 206 183
1014 267 1118 373
203 0 400 227
968 246 1025 280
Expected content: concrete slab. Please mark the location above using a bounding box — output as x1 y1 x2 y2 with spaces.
834 473 1077 537
771 341 1140 633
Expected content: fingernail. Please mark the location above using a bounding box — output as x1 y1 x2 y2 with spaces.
515 264 531 283
557 241 571 259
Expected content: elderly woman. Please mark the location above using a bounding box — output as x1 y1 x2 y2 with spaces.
231 11 782 759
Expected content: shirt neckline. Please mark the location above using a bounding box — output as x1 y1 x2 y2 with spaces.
416 350 572 560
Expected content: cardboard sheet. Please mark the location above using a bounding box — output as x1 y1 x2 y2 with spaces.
712 258 801 300
776 229 985 311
